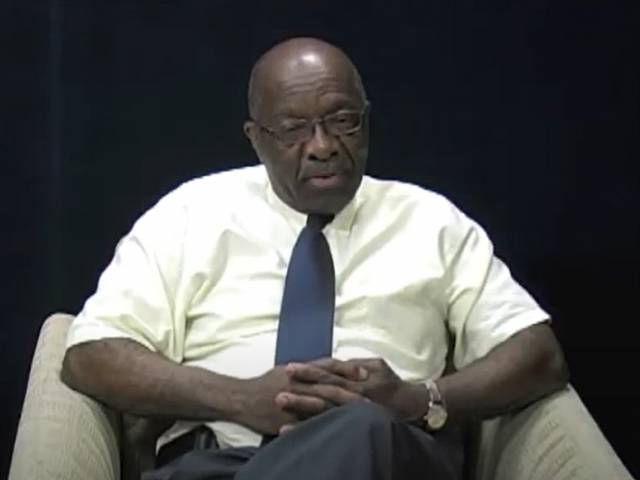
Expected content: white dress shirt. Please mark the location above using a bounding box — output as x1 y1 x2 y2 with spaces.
66 164 549 448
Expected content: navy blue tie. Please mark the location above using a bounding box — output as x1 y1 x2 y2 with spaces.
275 214 335 365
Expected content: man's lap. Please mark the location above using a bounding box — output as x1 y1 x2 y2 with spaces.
144 402 464 480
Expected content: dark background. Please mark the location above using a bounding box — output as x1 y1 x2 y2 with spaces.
2 0 639 477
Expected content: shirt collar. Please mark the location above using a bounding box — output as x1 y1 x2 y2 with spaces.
264 176 361 233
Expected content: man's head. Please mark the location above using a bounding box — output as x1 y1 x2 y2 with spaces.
244 38 369 215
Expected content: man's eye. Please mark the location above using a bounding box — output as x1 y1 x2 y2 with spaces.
279 123 306 133
329 112 358 128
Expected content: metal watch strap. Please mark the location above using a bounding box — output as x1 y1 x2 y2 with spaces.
425 379 443 404
423 378 448 431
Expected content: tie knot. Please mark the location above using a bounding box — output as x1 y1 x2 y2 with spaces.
306 214 334 232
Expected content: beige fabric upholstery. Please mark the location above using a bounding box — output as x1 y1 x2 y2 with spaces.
9 314 120 480
474 387 634 480
9 314 635 480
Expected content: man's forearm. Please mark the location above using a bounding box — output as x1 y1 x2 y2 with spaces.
437 323 569 423
61 338 245 422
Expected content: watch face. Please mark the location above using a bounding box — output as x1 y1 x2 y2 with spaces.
427 404 448 430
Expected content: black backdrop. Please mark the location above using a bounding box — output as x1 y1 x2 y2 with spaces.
2 1 639 477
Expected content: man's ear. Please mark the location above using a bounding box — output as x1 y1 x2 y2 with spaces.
243 120 258 148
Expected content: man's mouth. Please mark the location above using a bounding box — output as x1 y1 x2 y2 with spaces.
306 172 345 189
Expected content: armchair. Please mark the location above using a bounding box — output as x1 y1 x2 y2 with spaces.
9 313 635 480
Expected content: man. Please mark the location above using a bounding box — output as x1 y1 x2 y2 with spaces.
61 38 569 480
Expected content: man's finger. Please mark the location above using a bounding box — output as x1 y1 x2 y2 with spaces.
288 383 364 405
340 357 388 373
279 424 296 435
286 363 353 386
275 392 331 417
308 358 369 380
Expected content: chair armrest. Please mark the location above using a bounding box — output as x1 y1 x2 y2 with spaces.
473 385 634 480
9 313 121 480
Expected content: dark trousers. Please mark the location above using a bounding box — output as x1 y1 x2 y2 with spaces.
143 402 464 480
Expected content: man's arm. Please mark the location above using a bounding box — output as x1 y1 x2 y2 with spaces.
281 323 569 424
62 339 357 434
62 339 244 421
436 322 569 422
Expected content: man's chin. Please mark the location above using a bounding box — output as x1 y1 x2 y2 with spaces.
299 188 357 215
284 171 363 215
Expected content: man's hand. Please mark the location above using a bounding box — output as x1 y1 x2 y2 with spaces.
283 358 428 422
237 364 367 435
235 366 299 435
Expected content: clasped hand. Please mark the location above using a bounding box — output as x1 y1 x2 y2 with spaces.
240 358 427 435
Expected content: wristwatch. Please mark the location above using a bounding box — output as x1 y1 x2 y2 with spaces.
422 379 448 431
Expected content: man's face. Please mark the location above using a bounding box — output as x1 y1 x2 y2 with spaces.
245 59 369 215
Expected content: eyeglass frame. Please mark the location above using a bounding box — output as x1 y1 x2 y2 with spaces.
249 101 371 146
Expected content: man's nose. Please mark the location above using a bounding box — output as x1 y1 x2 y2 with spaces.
304 123 338 162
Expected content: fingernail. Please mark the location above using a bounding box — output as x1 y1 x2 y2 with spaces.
280 424 294 435
358 367 368 380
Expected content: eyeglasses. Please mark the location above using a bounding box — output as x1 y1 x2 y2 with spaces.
251 103 370 146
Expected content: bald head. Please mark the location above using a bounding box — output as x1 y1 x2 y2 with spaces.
248 38 366 118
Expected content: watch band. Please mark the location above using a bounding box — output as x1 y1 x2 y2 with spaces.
425 379 443 404
422 379 448 431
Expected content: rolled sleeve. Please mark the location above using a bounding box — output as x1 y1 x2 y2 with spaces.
444 211 549 369
66 196 188 362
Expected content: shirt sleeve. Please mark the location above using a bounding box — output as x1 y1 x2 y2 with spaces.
65 194 188 362
442 207 550 369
